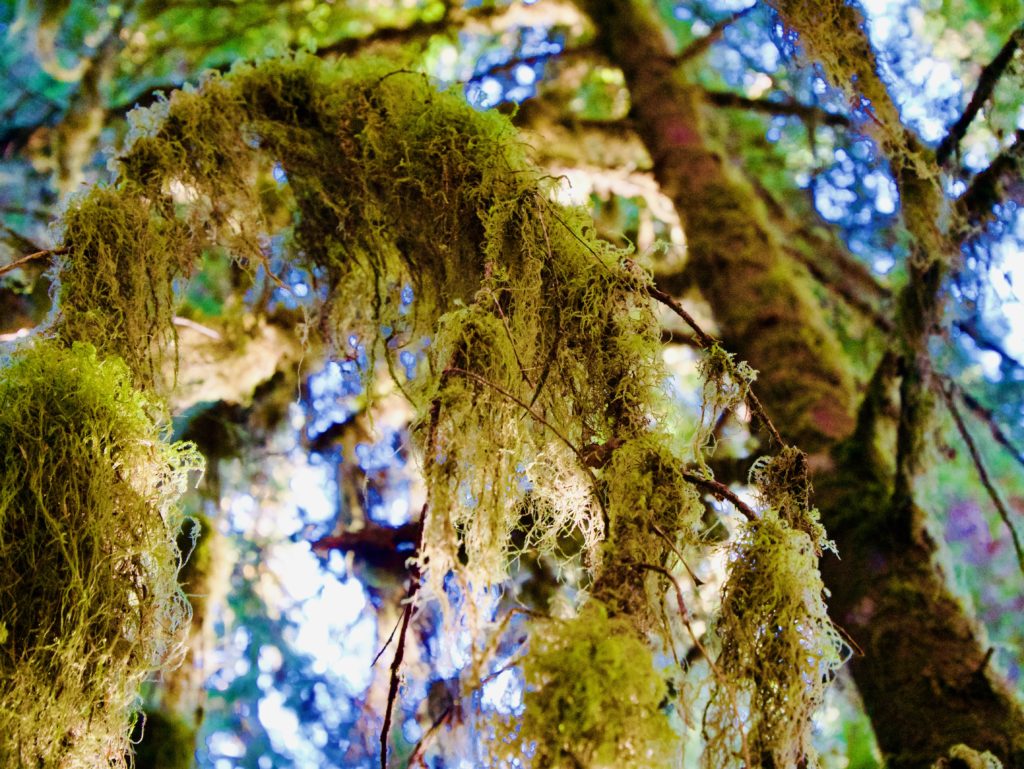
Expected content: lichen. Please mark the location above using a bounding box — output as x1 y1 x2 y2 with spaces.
0 341 200 768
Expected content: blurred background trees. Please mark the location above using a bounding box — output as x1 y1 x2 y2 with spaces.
1 0 1022 767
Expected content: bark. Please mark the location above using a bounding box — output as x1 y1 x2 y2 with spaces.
581 0 1024 765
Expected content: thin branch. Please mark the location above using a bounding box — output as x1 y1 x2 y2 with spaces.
677 6 756 63
381 595 415 769
444 366 592 475
942 385 1024 578
682 469 757 521
646 283 787 448
0 247 64 278
957 386 1024 474
937 24 1024 166
379 499 428 769
954 317 1024 373
703 88 852 128
956 129 1024 229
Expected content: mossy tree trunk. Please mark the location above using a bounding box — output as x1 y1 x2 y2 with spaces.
581 0 1024 766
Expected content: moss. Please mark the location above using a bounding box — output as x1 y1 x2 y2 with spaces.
705 511 847 768
130 710 197 769
496 604 679 769
37 52 850 768
0 341 200 768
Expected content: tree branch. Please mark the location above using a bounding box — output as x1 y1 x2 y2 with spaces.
956 129 1024 229
703 89 852 128
646 283 787 449
0 247 64 278
936 24 1024 166
942 384 1024 578
676 6 756 64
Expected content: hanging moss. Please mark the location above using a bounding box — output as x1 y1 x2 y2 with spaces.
495 604 679 769
704 511 847 769
0 341 200 769
38 52 848 768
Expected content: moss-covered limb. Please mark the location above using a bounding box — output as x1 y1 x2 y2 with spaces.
768 0 946 263
817 511 1024 769
0 341 200 769
582 0 1024 764
582 0 855 455
812 362 1024 768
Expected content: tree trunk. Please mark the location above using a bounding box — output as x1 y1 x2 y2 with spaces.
581 0 1024 765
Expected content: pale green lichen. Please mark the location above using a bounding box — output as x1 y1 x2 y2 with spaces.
0 341 200 769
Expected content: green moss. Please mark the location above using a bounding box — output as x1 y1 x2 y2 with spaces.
496 605 679 769
705 511 847 769
0 341 200 768
37 53 850 769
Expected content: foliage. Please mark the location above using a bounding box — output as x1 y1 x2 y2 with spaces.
0 341 199 768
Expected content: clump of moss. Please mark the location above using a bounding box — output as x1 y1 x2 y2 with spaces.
704 511 847 769
495 604 679 769
0 341 200 768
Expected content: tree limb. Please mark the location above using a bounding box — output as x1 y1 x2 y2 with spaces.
936 24 1024 166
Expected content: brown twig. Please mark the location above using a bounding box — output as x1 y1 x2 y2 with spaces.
381 592 416 769
703 89 852 128
937 25 1024 166
956 129 1024 229
677 6 757 64
682 469 757 521
444 366 592 475
942 385 1024 578
647 283 786 448
0 247 65 278
956 386 1024 473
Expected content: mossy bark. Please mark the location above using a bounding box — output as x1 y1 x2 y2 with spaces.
582 0 1024 765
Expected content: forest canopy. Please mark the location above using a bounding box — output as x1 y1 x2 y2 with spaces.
0 1 1022 769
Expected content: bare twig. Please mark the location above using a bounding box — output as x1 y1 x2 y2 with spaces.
956 129 1024 229
682 469 757 521
444 366 591 474
0 247 65 278
942 385 1024 578
646 283 786 448
381 595 416 769
703 89 851 127
937 25 1024 166
677 6 757 63
956 386 1024 473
